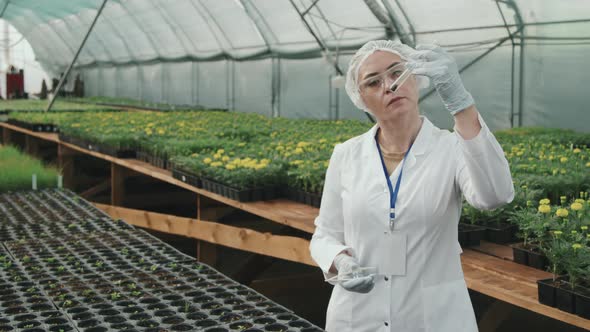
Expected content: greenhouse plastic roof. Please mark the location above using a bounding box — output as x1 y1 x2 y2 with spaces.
5 0 588 68
2 0 590 131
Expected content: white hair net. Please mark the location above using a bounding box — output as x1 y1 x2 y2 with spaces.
345 40 430 112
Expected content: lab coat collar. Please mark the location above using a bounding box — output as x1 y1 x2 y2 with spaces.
363 116 434 160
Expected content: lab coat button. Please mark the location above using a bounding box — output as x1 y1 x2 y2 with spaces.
384 322 389 326
384 276 389 281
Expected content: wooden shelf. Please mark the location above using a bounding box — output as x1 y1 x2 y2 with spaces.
3 121 589 329
462 249 590 330
0 122 318 234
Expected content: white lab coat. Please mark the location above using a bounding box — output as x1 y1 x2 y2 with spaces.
310 115 514 332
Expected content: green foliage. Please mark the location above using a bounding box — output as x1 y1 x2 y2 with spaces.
0 146 59 192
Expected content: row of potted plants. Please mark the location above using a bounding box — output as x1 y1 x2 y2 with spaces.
7 106 589 207
460 134 590 245
6 109 367 202
64 96 218 112
506 193 590 318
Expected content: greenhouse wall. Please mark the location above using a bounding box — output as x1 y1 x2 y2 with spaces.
11 0 584 132
80 41 589 132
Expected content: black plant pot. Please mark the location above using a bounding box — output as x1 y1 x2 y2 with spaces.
171 168 202 189
458 223 485 247
285 187 321 207
527 249 549 271
537 278 557 307
511 244 528 265
555 281 576 313
575 286 590 319
482 222 518 244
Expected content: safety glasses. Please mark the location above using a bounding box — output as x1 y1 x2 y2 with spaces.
359 62 415 94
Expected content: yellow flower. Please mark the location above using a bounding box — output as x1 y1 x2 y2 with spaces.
556 208 569 218
572 243 582 250
538 205 551 214
573 148 581 154
217 149 225 154
539 198 550 205
210 161 223 167
213 153 221 160
203 158 212 164
297 142 309 148
581 226 588 231
238 142 246 147
516 151 524 157
572 230 578 234
575 199 585 204
191 153 198 157
571 202 583 211
222 156 230 162
290 160 304 166
560 157 568 163
225 164 236 170
553 230 563 236
294 148 303 154
586 162 590 167
254 164 267 170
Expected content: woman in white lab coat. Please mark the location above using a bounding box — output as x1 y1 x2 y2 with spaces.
309 40 514 332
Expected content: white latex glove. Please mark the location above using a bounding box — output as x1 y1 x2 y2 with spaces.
333 253 375 294
409 44 474 115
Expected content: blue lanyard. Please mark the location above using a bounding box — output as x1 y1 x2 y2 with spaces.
375 133 412 231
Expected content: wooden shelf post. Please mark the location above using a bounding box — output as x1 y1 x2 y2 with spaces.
111 163 127 206
58 144 77 190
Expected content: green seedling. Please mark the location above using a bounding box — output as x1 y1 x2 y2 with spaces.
110 291 121 300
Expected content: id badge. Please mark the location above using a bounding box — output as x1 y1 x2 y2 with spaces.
371 231 407 276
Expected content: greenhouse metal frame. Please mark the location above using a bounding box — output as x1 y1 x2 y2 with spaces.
1 0 588 131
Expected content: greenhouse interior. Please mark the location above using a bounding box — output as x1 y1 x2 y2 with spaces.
0 0 589 331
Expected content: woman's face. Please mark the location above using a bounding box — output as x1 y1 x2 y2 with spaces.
357 51 419 121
